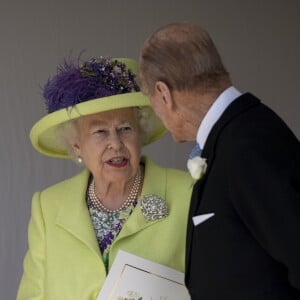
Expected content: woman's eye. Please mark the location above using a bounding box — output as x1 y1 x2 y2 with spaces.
120 126 132 132
94 129 106 135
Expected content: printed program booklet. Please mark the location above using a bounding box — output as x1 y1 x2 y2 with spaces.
97 250 191 300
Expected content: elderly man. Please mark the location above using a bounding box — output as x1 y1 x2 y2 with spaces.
139 22 300 299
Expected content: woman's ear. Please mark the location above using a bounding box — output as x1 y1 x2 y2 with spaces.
71 141 81 157
155 81 175 110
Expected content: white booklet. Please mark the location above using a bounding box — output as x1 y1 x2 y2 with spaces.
97 250 191 300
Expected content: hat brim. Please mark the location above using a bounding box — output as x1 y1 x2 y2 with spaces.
30 92 167 158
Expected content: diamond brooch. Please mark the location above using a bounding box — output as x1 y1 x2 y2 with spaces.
140 194 168 221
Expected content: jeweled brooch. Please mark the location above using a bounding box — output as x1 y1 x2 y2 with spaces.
140 194 168 221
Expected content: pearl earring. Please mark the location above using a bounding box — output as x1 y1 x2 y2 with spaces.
77 156 83 164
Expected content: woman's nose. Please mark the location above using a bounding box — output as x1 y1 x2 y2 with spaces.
107 131 123 150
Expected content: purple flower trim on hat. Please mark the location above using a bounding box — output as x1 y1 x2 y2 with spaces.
43 57 140 113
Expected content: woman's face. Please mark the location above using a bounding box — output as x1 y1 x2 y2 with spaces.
73 108 142 184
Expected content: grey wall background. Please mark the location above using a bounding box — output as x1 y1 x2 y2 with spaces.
0 0 299 298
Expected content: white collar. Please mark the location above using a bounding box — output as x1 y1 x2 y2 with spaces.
196 86 242 149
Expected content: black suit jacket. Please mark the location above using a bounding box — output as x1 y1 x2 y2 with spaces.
185 93 300 299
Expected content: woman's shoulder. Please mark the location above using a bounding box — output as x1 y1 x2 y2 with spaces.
38 168 89 198
143 156 194 186
166 165 193 180
30 169 89 214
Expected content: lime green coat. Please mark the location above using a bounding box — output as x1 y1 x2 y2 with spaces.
17 157 193 300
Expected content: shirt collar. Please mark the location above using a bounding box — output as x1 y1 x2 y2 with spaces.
196 86 242 149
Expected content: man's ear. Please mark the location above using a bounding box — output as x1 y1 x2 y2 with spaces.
155 81 175 110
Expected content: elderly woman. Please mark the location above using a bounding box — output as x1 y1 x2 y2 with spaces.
17 57 194 299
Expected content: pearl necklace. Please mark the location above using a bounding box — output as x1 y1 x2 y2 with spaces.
88 167 142 213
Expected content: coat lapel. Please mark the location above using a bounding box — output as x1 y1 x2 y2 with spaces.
185 93 260 282
116 157 167 240
190 93 260 215
55 169 101 259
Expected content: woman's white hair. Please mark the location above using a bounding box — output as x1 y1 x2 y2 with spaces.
54 107 153 163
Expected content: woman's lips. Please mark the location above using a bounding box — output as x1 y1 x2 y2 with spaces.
106 157 128 168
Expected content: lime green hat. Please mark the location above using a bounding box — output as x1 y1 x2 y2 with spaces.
30 57 167 158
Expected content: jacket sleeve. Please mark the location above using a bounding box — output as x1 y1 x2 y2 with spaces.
17 192 45 300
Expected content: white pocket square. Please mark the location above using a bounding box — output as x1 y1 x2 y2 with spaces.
192 213 215 226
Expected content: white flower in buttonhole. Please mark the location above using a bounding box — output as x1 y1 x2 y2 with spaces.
187 156 207 180
187 143 207 180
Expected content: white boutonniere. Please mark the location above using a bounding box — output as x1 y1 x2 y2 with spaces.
140 194 168 221
187 156 207 180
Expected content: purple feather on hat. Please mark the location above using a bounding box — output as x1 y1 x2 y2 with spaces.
43 57 140 113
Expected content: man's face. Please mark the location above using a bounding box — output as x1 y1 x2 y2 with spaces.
148 88 189 143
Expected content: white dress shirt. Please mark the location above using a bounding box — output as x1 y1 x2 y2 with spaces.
196 86 242 150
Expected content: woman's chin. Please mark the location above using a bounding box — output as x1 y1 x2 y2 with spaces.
104 167 132 181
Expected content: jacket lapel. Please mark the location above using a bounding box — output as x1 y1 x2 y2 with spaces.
202 93 259 160
55 169 101 259
116 157 167 240
190 93 260 215
185 93 260 282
